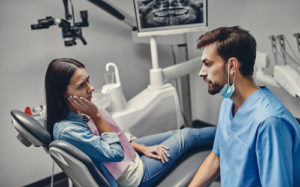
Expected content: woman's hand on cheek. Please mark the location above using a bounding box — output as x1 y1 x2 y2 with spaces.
68 95 99 117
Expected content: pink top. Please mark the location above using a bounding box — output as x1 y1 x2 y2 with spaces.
87 109 136 180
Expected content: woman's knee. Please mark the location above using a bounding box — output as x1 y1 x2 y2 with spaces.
180 127 216 142
172 127 216 146
201 127 217 137
175 127 193 140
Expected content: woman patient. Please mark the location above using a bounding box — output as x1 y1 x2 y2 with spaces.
45 58 216 187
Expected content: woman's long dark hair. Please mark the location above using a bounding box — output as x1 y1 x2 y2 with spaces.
45 58 85 138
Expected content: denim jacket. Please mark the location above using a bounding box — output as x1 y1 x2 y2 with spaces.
53 112 123 186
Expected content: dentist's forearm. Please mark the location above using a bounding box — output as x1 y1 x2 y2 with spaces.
189 152 220 187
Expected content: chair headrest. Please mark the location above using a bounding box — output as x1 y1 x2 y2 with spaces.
11 110 52 148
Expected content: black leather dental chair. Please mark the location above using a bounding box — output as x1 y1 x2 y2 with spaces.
49 139 212 187
11 109 214 187
10 109 112 187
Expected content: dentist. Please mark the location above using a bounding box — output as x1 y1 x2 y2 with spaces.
189 26 300 187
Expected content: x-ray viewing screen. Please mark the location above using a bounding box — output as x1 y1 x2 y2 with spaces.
133 0 207 36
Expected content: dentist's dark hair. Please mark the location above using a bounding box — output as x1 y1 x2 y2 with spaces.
45 58 85 138
197 26 257 76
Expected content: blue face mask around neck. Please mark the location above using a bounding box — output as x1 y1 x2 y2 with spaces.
221 64 236 98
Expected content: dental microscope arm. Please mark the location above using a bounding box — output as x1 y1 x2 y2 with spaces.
86 0 136 29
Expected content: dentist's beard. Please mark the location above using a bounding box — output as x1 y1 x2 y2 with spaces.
208 82 224 95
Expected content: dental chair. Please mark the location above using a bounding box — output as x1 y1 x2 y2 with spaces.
10 109 111 186
11 109 214 186
49 140 212 187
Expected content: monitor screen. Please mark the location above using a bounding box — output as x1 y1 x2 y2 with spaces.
133 0 208 37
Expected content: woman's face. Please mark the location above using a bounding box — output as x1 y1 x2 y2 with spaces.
65 67 94 101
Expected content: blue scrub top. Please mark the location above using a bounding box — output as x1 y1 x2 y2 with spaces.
213 87 300 187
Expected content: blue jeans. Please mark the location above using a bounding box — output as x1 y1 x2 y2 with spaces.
133 127 216 187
